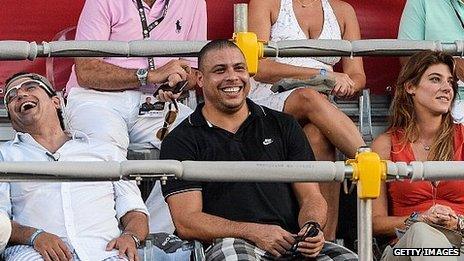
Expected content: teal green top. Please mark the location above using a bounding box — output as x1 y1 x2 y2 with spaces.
398 0 464 41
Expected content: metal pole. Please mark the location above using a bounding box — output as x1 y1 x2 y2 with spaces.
180 161 347 182
356 146 373 261
358 198 373 261
234 4 248 33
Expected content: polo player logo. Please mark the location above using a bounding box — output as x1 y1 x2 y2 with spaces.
176 19 182 33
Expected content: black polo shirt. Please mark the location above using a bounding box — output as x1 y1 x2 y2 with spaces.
160 99 315 233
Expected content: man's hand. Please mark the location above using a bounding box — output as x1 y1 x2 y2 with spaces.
155 68 198 102
328 72 357 98
186 68 199 89
246 223 295 257
33 232 73 261
106 234 139 261
296 228 325 258
149 59 191 86
420 204 458 230
156 90 181 102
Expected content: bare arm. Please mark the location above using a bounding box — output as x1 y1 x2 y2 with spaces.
9 221 37 245
167 191 295 257
75 59 140 91
106 211 148 261
120 211 149 243
337 1 366 92
10 221 72 261
372 184 408 237
291 182 327 258
75 58 191 91
371 134 408 237
254 60 322 84
293 183 327 228
168 191 253 241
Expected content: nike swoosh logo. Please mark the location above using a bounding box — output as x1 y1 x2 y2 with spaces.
263 139 273 145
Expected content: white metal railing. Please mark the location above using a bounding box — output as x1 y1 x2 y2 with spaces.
3 159 462 182
0 158 462 260
0 39 463 61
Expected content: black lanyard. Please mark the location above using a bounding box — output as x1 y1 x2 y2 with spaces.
451 0 464 30
135 0 170 70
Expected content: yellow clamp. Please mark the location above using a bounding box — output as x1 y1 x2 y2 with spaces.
347 150 387 199
233 32 263 76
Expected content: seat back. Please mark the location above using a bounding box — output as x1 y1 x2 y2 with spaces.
344 0 406 95
45 26 77 93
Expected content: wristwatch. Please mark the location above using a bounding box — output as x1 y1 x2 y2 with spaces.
136 68 149 86
319 68 328 76
404 212 421 227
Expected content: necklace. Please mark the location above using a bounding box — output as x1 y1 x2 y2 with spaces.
417 140 431 151
294 0 318 8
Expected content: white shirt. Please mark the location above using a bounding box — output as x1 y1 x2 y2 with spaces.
0 131 148 261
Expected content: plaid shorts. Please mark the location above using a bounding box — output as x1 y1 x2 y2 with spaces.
205 238 358 261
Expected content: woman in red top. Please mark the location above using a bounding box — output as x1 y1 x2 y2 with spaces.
372 51 463 258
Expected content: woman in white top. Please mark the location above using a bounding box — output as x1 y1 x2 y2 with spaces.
249 0 366 241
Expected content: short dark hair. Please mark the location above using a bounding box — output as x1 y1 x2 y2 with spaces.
5 72 30 86
5 72 65 131
198 39 244 71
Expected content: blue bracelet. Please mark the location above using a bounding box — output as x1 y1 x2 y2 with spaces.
28 229 45 246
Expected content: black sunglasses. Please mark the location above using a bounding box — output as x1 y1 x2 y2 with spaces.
284 221 321 258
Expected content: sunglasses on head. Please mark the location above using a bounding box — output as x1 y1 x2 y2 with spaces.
156 99 179 141
4 79 48 106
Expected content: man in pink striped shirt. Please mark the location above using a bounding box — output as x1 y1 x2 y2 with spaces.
65 0 207 235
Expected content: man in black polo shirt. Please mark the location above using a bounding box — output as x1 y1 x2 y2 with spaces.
160 40 357 260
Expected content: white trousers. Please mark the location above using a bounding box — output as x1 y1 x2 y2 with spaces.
382 222 464 261
66 87 193 233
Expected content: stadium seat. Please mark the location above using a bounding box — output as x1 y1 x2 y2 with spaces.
45 26 76 93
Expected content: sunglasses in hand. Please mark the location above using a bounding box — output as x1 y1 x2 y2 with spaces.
154 80 188 97
283 221 321 258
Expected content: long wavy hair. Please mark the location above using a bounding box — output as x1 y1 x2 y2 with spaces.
389 51 458 160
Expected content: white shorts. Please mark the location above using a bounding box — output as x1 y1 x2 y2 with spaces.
248 79 297 111
65 87 192 151
65 87 193 234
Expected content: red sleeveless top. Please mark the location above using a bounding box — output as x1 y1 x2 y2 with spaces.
387 124 464 216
